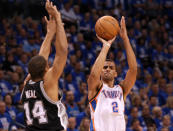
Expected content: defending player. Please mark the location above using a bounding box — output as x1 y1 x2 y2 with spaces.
87 16 137 131
21 1 68 130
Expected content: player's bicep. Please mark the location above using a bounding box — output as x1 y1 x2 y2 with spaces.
121 69 137 96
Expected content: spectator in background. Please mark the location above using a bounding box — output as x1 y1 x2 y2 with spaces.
157 78 167 93
4 94 18 120
79 12 92 32
79 117 90 131
166 44 173 69
13 82 24 106
139 88 148 106
64 72 79 98
17 53 28 74
159 115 173 131
0 45 6 68
14 66 25 83
0 101 13 130
65 91 80 117
162 96 173 119
127 107 143 127
22 36 39 53
152 106 163 128
149 96 158 110
0 70 13 95
65 55 76 73
160 127 169 131
166 69 173 84
148 83 165 106
76 104 90 128
67 117 79 131
10 72 20 95
131 95 143 113
2 53 18 72
15 111 24 130
60 2 77 23
71 62 85 85
164 83 173 100
73 5 82 22
141 105 156 130
127 118 143 131
76 81 88 111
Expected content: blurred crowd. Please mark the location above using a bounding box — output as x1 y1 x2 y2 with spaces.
0 0 173 131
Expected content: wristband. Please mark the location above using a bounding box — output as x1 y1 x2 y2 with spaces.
104 43 111 47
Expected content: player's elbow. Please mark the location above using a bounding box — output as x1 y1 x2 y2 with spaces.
61 46 68 54
130 62 137 71
129 66 137 74
57 47 68 56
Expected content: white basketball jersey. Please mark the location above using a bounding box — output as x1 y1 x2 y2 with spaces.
89 83 126 131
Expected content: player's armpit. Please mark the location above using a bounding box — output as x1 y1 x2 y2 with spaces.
87 78 102 101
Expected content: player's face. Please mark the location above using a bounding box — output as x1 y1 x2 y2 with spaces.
101 61 117 81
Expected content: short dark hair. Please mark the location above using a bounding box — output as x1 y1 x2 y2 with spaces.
105 59 114 63
28 55 47 80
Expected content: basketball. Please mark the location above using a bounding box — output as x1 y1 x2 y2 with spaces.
95 16 120 40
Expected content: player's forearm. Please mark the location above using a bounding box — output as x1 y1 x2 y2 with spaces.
123 36 137 70
54 17 68 55
90 45 110 79
39 33 54 60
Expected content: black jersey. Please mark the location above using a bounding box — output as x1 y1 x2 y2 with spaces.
21 80 68 131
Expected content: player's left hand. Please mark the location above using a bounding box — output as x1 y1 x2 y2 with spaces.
45 0 61 22
119 16 128 40
44 15 56 35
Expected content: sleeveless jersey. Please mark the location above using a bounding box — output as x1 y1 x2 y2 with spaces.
89 83 125 131
21 80 68 131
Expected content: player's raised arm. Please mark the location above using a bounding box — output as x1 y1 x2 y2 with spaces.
39 0 56 61
119 16 137 98
24 0 56 85
46 2 68 81
87 36 115 100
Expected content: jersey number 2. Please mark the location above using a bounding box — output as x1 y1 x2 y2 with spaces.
24 101 48 125
112 102 118 113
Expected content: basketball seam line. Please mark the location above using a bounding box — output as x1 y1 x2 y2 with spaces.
99 19 116 39
103 19 119 33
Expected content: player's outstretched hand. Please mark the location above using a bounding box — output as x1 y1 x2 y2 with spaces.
119 16 128 40
96 34 116 47
45 0 61 21
44 15 56 35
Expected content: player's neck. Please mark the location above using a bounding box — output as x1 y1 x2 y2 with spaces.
103 80 114 88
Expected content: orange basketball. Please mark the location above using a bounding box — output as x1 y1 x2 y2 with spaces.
95 16 120 40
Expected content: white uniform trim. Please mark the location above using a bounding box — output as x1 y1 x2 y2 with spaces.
40 81 68 129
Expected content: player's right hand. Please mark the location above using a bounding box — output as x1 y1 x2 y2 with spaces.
45 0 61 21
96 34 116 47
